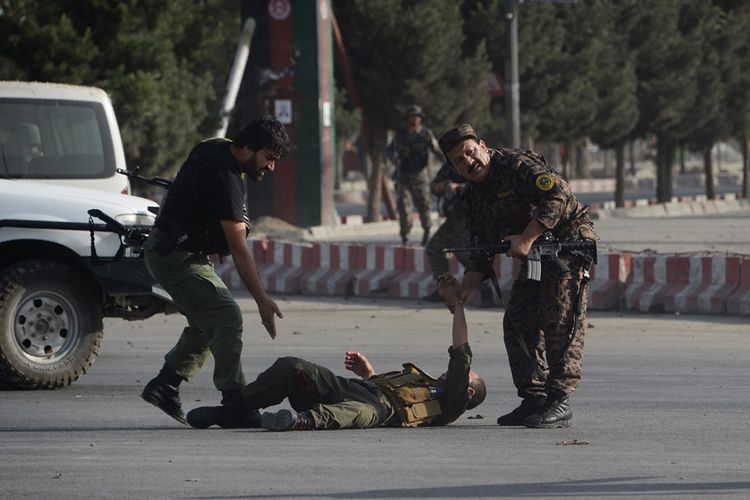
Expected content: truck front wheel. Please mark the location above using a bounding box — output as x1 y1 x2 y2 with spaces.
0 260 103 389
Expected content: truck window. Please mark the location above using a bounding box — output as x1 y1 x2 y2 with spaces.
0 99 115 179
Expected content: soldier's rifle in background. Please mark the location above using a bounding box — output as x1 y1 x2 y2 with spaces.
117 167 172 189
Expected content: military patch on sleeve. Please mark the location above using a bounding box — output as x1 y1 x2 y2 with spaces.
535 173 555 192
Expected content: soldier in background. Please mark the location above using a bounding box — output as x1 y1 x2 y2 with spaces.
423 162 493 306
387 105 443 246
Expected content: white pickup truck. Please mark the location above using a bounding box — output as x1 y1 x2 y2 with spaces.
0 82 174 389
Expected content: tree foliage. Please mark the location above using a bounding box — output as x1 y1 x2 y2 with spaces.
0 0 236 179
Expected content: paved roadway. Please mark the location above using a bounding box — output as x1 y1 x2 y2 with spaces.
317 208 750 255
2 294 749 499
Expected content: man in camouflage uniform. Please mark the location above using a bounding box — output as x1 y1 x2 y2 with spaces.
387 105 443 246
437 124 598 429
184 275 486 431
423 163 493 306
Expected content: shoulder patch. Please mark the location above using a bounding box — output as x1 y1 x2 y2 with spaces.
535 174 555 192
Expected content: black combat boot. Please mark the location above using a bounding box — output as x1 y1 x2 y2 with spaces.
496 396 546 426
261 409 315 431
524 395 572 428
401 234 409 245
141 365 187 426
186 402 261 429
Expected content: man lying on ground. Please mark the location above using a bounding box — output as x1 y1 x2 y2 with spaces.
186 274 486 431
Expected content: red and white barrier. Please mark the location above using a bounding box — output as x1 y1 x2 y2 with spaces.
352 245 404 296
215 237 749 316
388 246 434 299
663 255 743 314
727 257 750 316
260 240 313 294
588 253 632 310
623 255 685 312
299 242 364 296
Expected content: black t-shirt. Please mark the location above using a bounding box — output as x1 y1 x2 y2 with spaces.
157 139 246 255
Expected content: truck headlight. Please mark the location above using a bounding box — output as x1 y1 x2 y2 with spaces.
115 212 156 226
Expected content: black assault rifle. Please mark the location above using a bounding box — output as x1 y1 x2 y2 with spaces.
117 166 172 189
443 232 597 282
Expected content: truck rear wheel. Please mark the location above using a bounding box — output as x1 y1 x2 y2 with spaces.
0 260 103 389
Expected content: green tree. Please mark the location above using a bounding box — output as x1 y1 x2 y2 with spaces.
333 0 491 222
587 0 639 207
0 0 236 184
631 0 701 202
681 1 733 200
720 0 750 199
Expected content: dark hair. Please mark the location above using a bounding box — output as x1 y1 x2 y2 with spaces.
467 375 486 410
233 114 290 159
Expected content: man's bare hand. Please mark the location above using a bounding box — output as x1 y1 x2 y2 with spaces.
257 296 283 339
437 273 467 314
345 351 375 380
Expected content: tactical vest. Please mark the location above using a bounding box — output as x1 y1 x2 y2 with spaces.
371 363 443 427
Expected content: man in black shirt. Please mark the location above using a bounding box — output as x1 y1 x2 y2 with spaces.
141 115 290 425
185 274 486 430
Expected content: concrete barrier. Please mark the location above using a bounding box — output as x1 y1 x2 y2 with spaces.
216 238 749 316
663 255 743 315
589 253 632 310
727 257 750 316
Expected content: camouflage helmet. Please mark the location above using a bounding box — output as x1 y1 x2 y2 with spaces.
438 124 478 155
405 105 424 118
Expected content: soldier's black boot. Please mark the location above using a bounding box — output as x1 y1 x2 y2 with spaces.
524 395 572 428
141 365 187 426
400 234 408 245
261 409 315 431
186 402 261 429
496 396 546 426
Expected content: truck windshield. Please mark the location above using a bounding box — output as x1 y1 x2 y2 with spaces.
0 99 115 179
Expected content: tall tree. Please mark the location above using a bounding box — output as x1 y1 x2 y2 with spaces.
0 0 236 181
682 1 732 200
631 0 700 203
333 0 491 221
720 0 750 199
587 0 639 207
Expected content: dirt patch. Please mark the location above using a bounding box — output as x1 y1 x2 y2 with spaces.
250 216 306 241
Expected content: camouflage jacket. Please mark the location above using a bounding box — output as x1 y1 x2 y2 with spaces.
431 162 467 217
461 148 598 274
387 126 442 173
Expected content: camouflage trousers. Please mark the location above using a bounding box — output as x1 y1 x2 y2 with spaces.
425 210 470 278
502 254 591 399
396 169 432 238
241 356 396 430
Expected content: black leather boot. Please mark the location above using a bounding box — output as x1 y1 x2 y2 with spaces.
261 409 315 431
524 396 572 428
186 401 261 429
496 396 546 426
141 365 187 426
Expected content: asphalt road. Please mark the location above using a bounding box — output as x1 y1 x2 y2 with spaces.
316 208 750 255
2 295 749 499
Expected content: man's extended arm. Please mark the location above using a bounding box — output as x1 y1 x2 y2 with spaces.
221 220 283 339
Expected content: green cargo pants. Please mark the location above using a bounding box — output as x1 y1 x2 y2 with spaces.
144 231 245 392
241 356 396 430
